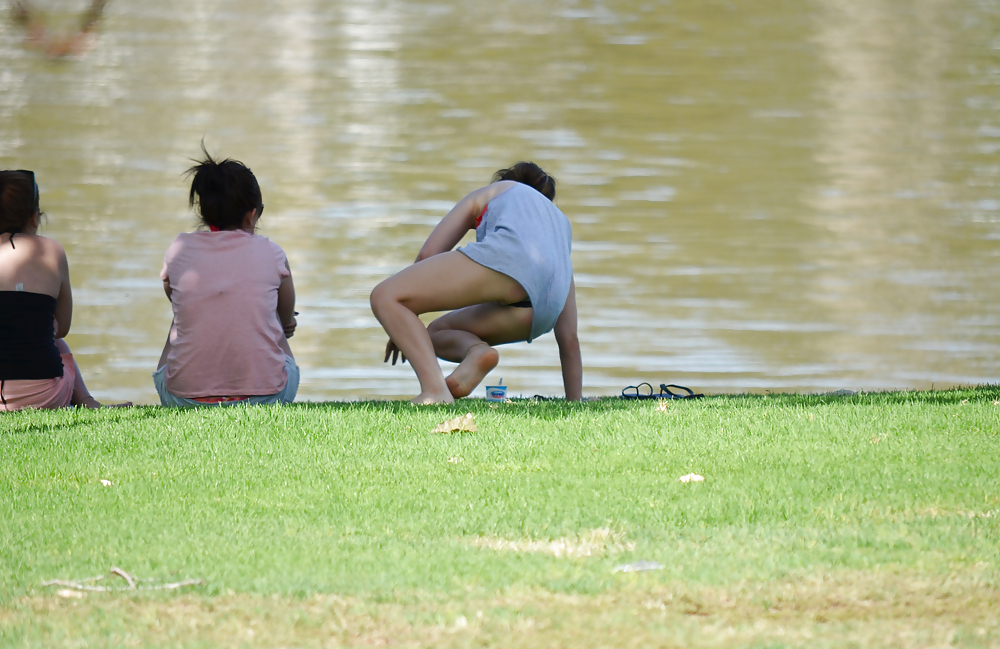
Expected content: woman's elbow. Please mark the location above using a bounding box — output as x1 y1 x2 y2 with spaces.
557 331 580 352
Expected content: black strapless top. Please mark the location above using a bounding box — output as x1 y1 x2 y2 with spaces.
0 291 63 380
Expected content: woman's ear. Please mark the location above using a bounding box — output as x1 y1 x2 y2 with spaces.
241 208 258 233
29 209 41 231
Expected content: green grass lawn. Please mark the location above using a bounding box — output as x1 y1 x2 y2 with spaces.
1 388 999 647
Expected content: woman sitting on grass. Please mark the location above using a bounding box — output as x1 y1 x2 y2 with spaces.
371 162 581 404
154 147 299 406
0 170 129 411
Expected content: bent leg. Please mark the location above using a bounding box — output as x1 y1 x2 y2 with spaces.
57 339 131 408
428 303 533 398
370 251 527 404
55 339 97 407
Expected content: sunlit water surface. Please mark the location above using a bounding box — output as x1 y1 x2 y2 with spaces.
1 0 998 402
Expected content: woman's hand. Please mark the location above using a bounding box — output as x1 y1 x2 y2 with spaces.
283 315 297 338
384 339 406 365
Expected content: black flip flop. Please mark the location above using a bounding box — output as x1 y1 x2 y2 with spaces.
658 384 704 399
621 382 704 400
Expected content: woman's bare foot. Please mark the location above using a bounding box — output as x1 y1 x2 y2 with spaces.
445 343 499 399
410 391 455 405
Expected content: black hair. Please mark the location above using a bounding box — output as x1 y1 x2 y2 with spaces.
185 142 262 231
492 161 556 201
0 170 41 237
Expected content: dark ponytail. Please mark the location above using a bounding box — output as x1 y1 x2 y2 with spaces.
492 161 556 201
185 143 262 231
0 170 41 236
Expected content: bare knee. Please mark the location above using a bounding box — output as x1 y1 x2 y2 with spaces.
370 280 396 319
427 317 448 336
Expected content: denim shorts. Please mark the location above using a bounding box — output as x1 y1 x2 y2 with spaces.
152 355 299 407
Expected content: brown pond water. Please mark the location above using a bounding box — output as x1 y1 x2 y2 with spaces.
1 0 999 402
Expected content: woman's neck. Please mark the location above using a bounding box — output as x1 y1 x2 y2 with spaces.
208 226 254 234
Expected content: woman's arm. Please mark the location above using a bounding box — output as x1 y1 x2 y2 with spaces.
277 260 296 337
53 243 72 339
414 182 516 262
553 277 582 401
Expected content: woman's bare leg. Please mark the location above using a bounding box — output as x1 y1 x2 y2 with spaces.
428 303 533 398
370 252 527 404
56 339 132 408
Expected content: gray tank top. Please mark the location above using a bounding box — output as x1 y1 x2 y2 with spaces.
458 183 573 342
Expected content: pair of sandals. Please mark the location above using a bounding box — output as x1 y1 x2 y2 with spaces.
621 382 704 400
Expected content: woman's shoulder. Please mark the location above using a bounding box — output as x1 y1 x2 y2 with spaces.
15 234 68 263
166 231 200 247
464 181 518 208
253 233 283 247
246 233 285 255
256 235 289 273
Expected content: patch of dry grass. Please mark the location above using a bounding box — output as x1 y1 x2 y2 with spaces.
468 528 636 558
4 570 998 648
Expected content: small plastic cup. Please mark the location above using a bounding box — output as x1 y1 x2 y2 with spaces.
485 385 508 401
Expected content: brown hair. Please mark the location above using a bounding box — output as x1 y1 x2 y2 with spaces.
492 162 556 201
0 170 41 235
185 143 262 231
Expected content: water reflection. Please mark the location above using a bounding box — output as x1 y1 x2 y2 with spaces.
0 0 997 403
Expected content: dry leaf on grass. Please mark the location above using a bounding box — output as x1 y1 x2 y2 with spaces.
679 473 704 483
431 413 477 434
99 479 112 486
655 402 669 412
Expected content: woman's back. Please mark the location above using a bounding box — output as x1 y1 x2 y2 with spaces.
0 233 65 297
161 229 290 398
462 182 573 342
0 233 69 381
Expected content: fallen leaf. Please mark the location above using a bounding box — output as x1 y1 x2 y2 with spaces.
431 413 477 434
99 479 112 487
57 589 84 599
678 473 704 483
448 456 463 464
655 402 669 412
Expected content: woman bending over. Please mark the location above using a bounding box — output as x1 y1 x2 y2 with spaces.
154 148 298 406
0 170 129 410
371 162 582 404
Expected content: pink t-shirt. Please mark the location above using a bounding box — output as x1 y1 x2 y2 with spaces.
160 230 290 398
